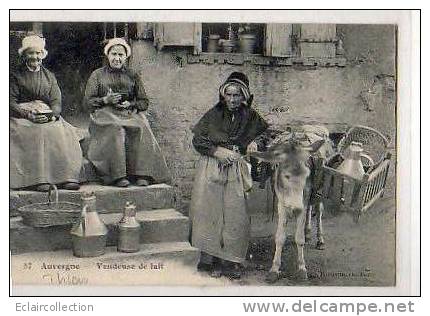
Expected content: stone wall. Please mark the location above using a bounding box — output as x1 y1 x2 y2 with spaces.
127 24 396 213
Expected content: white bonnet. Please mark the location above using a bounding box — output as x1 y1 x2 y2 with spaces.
103 38 131 57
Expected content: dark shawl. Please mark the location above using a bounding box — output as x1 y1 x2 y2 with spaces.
192 102 269 156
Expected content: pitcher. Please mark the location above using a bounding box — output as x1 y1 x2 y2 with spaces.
337 142 373 180
70 192 108 257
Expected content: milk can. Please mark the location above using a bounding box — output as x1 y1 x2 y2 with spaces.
70 192 108 257
117 202 140 253
337 142 372 180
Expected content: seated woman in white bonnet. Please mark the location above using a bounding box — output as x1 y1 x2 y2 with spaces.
84 38 171 187
10 35 83 191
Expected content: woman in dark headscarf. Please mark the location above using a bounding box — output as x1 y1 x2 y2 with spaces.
10 35 83 191
190 72 268 279
84 38 171 187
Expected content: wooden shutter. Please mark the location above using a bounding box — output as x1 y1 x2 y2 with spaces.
264 23 293 57
300 24 336 41
154 22 202 54
298 24 337 58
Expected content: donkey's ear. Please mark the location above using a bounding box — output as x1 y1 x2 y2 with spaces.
302 139 325 153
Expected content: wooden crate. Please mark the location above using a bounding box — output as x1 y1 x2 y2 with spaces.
312 152 391 222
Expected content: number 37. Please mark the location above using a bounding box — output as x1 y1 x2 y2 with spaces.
23 262 32 270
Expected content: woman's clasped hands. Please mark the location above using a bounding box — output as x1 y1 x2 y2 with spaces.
102 89 131 109
213 147 242 165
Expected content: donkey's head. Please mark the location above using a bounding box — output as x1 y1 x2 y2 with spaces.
251 133 325 166
250 131 326 212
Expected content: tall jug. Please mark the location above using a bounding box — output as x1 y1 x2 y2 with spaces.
70 192 108 257
117 202 140 253
337 142 372 180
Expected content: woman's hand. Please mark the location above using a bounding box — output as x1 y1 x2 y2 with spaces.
28 111 50 124
102 92 122 105
213 147 242 164
115 100 131 109
246 141 258 154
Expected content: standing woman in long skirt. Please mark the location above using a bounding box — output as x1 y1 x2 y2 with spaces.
190 72 268 279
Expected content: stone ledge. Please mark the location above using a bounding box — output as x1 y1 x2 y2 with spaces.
187 53 347 67
11 241 198 261
10 183 175 216
10 209 189 255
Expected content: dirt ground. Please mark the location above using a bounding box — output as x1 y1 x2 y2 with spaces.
11 166 396 291
223 168 397 287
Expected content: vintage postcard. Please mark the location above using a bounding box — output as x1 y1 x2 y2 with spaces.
8 10 417 296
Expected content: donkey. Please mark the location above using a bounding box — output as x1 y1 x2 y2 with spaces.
250 129 332 283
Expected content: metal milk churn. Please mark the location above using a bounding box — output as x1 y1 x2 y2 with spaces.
117 202 140 253
70 192 108 257
337 142 369 180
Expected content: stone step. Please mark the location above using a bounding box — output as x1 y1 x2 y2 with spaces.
10 183 175 217
12 241 198 262
10 209 190 255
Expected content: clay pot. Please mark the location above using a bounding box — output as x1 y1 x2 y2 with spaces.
239 33 257 54
207 34 220 53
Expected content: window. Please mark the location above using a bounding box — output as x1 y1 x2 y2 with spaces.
137 22 346 66
102 22 135 42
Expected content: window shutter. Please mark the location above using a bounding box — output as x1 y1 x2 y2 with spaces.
193 23 202 55
154 22 202 53
298 24 337 58
264 23 293 57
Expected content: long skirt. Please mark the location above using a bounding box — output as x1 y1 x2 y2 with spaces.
87 108 171 184
190 156 252 264
10 117 83 189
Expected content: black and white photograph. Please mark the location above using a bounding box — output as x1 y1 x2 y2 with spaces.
7 10 418 297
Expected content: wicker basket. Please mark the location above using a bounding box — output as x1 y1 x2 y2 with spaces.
19 185 81 228
338 125 389 168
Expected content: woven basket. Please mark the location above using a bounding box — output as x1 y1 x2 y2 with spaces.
338 125 389 168
19 185 81 228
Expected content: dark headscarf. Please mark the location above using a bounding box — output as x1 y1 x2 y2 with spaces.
218 72 254 107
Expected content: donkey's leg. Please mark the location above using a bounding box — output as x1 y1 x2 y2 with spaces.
315 202 325 250
295 208 308 280
270 204 287 273
305 204 312 243
266 199 288 283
